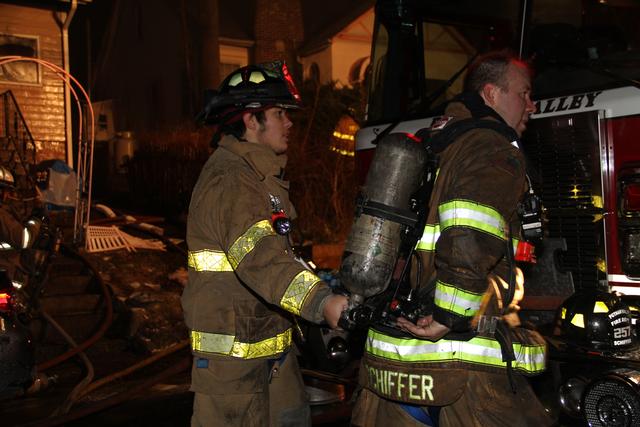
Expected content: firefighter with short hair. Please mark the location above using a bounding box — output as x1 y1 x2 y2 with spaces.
351 51 552 426
181 61 348 427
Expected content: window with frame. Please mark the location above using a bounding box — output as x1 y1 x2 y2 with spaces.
0 34 40 85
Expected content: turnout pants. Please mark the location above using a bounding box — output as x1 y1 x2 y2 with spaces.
190 352 310 427
351 370 552 427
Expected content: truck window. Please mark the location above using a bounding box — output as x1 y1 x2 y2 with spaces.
365 0 640 126
365 0 516 125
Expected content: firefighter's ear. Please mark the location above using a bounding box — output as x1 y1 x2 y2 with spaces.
242 112 257 130
480 83 500 108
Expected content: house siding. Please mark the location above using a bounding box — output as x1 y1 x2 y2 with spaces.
0 3 67 161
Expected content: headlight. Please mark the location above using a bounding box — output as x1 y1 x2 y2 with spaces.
582 368 640 427
558 377 588 418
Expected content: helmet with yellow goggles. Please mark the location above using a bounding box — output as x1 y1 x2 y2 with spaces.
557 290 638 352
197 60 302 126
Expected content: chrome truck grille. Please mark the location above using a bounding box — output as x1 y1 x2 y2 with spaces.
521 110 606 292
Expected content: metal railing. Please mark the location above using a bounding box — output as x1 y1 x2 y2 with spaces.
0 90 38 209
0 57 96 245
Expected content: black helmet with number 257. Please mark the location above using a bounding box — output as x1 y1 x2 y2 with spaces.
197 61 302 126
557 290 638 352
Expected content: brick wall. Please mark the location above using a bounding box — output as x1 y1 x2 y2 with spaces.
254 0 303 81
0 3 66 162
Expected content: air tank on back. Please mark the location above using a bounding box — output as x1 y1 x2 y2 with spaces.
339 132 426 308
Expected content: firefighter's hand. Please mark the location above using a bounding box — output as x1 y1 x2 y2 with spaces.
323 294 349 329
397 315 450 341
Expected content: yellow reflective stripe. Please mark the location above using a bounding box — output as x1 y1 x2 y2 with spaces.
512 238 519 253
191 330 235 354
434 280 483 317
366 328 545 374
227 219 276 268
416 224 440 251
418 224 513 253
280 270 322 315
188 249 234 272
439 199 507 240
191 328 292 359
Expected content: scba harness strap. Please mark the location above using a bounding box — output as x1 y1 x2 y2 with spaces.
420 117 519 156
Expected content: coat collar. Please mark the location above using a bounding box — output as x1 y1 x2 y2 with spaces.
448 92 506 123
218 135 287 181
444 98 520 148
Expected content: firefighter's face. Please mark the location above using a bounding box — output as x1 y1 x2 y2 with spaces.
491 63 536 137
254 107 293 154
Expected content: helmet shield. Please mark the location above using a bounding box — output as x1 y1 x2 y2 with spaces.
197 61 302 126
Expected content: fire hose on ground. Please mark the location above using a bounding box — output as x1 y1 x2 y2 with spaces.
24 231 191 423
19 355 192 427
40 310 95 416
35 244 114 373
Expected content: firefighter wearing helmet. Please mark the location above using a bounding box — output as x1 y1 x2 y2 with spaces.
181 61 348 427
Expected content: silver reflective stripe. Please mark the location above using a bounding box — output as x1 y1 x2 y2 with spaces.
439 200 507 240
366 329 545 374
22 227 31 249
0 242 12 250
434 280 483 317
